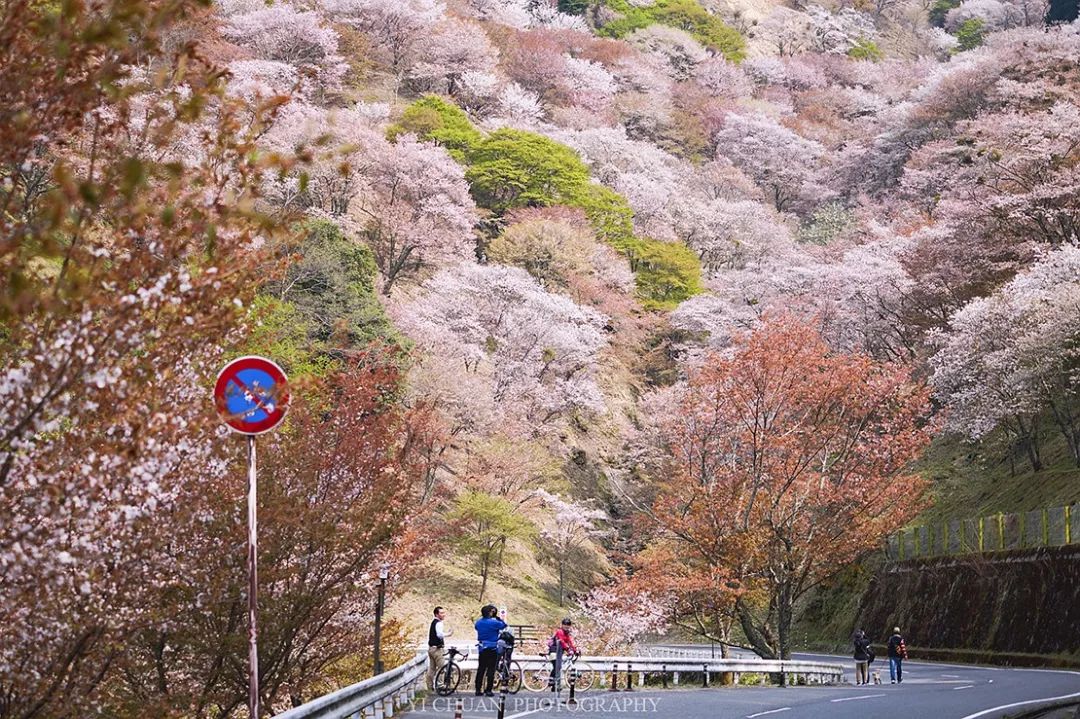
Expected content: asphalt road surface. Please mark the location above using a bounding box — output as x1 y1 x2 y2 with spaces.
401 654 1080 719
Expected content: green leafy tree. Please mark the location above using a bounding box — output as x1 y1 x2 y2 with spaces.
559 0 591 14
244 297 338 379
465 129 592 210
387 96 483 161
265 220 395 350
450 490 537 601
847 37 884 61
623 237 705 310
929 0 961 26
391 100 704 310
954 18 986 51
599 0 746 62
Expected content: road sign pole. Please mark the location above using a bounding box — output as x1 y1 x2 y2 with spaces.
213 355 290 719
247 434 260 719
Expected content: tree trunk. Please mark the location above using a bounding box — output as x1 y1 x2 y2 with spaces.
735 597 777 659
776 582 794 660
479 554 489 601
558 562 564 607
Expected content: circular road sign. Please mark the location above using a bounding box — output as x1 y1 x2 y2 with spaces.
214 356 290 435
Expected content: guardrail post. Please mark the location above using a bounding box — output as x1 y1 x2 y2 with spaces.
497 672 508 719
625 663 633 691
662 663 667 689
609 663 619 692
702 664 708 688
383 694 394 718
673 671 680 685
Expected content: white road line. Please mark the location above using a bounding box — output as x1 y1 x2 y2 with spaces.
953 685 975 690
942 674 961 678
504 708 546 719
958 690 1080 719
746 708 791 718
831 694 886 702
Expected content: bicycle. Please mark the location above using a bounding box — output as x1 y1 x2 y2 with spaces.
522 651 594 692
434 646 468 696
496 650 523 694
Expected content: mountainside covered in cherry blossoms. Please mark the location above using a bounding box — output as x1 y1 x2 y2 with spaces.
4 0 1080 711
210 0 1080 643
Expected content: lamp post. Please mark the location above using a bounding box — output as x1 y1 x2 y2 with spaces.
374 563 390 675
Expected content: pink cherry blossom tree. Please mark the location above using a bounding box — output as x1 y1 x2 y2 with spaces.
534 489 610 605
322 0 446 81
391 263 610 427
406 18 500 97
714 113 830 214
931 243 1080 470
347 135 478 293
221 4 346 90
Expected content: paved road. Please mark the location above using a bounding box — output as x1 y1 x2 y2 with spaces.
401 654 1080 719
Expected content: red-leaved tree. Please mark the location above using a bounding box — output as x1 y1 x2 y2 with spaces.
633 314 933 658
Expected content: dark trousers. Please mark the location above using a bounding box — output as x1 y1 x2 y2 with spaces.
476 648 498 693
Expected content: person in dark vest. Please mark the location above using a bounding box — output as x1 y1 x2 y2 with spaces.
426 606 453 691
887 626 908 684
474 604 507 696
852 629 872 685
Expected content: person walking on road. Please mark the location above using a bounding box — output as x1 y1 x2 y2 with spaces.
887 627 908 684
853 629 872 685
426 606 452 691
474 604 507 697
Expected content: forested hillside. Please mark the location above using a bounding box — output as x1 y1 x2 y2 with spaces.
3 0 1080 711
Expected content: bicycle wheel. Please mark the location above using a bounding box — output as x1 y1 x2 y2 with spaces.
571 662 595 691
522 665 552 692
506 661 523 694
435 663 461 696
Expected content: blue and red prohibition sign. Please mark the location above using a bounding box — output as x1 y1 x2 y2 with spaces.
213 356 290 435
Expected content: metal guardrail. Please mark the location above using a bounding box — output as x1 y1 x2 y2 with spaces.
275 652 426 719
452 654 841 686
277 650 845 718
648 646 717 658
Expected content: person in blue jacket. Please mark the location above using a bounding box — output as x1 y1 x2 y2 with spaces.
474 604 507 696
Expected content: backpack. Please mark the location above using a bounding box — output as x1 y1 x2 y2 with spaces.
866 646 875 665
547 634 559 653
